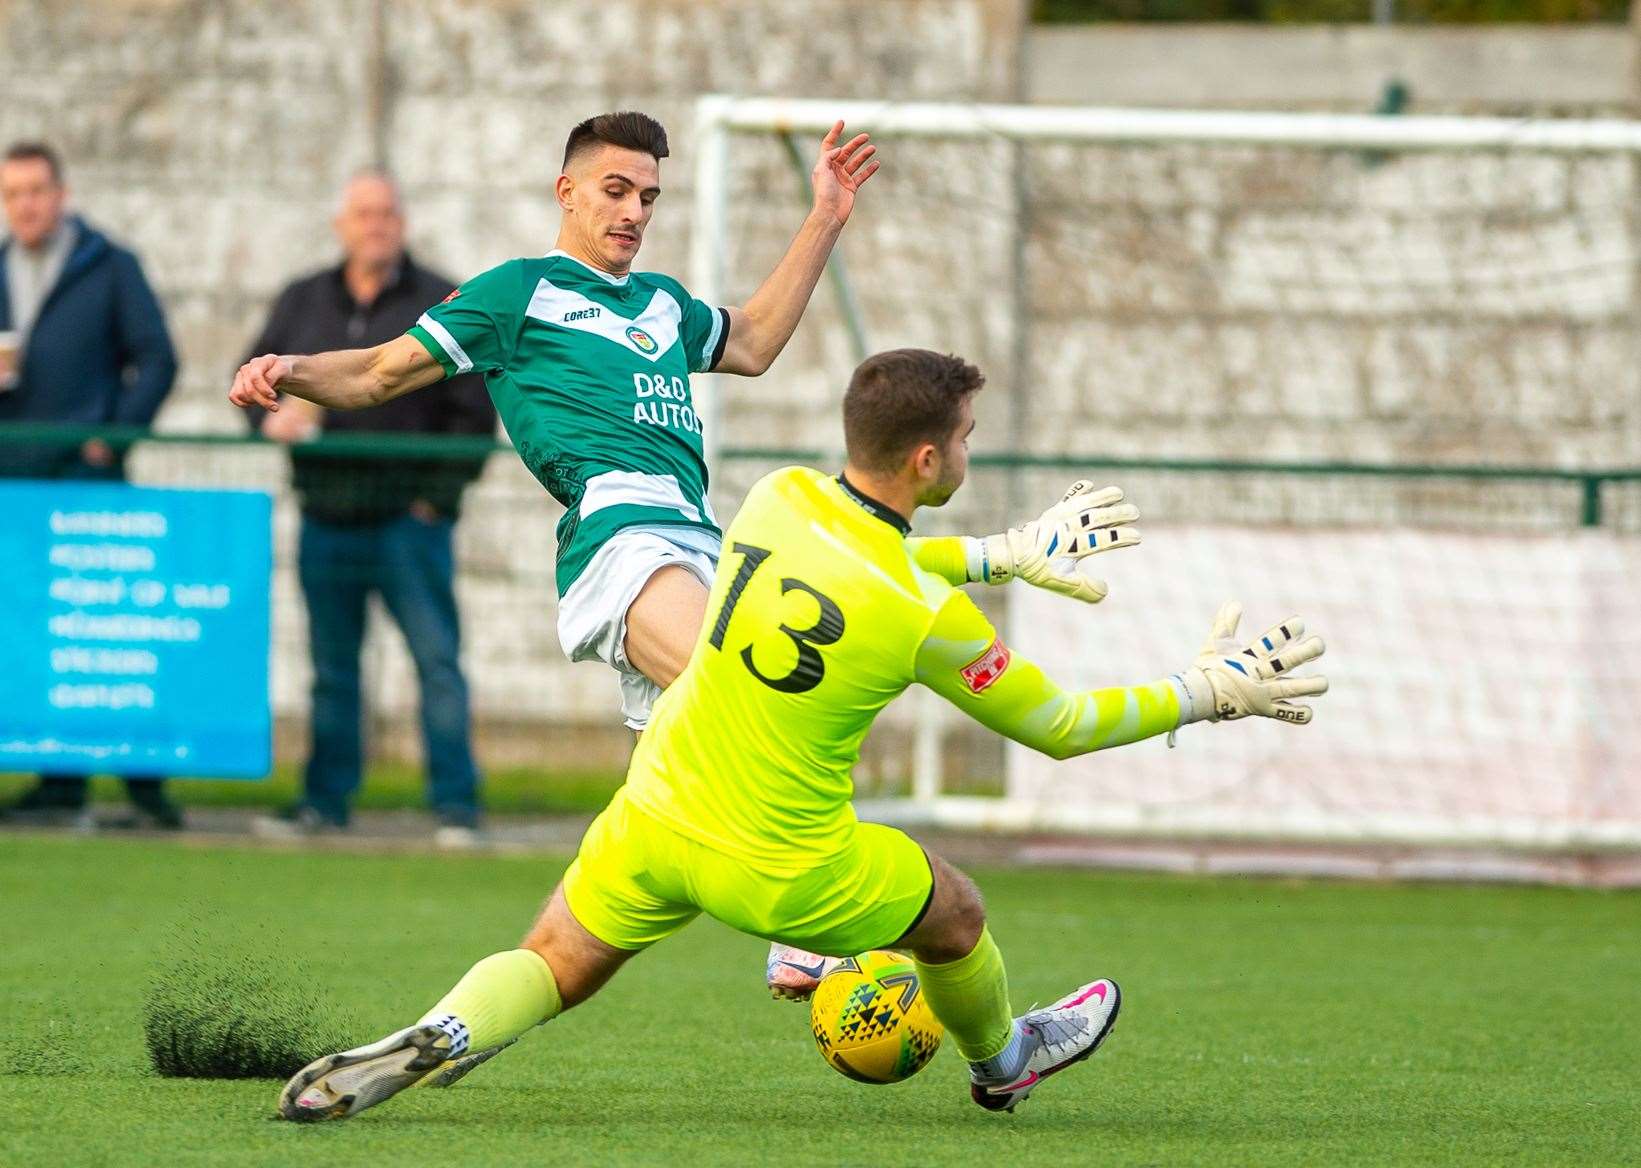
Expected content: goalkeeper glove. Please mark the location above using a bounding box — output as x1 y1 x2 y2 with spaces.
976 481 1140 604
1173 601 1329 726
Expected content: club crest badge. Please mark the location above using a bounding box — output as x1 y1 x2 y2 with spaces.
626 326 658 354
960 638 1011 694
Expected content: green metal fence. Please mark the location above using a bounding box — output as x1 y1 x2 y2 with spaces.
5 423 1638 780
6 423 1640 529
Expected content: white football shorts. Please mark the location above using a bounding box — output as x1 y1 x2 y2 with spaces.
557 525 721 730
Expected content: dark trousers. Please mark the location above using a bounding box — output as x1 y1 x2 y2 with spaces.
298 512 480 825
28 775 167 810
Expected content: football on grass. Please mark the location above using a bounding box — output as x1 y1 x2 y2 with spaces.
809 950 942 1084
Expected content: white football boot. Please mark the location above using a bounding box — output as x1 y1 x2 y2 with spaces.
278 1023 452 1122
416 1038 516 1089
765 943 840 1001
969 978 1122 1113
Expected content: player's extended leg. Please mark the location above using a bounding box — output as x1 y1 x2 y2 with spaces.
622 563 710 687
897 850 1122 1114
278 885 632 1122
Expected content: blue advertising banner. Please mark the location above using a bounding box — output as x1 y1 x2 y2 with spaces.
0 481 271 778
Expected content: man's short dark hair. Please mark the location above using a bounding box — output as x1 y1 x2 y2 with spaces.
562 112 669 170
3 141 63 184
843 349 986 473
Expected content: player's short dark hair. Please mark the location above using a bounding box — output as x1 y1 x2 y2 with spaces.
843 349 985 473
562 112 669 170
2 140 63 184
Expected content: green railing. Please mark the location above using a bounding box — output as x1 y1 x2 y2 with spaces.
699 445 1641 529
5 423 1640 527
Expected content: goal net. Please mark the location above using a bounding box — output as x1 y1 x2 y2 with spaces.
690 98 1641 868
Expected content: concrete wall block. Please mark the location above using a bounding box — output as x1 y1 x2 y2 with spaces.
1026 212 1221 317
1364 323 1450 420
1026 25 1633 114
1346 152 1573 215
1571 328 1641 430
1210 209 1629 319
1028 319 1216 423
386 94 590 193
1027 141 1247 212
387 0 1015 101
1266 322 1366 422
2 1 370 83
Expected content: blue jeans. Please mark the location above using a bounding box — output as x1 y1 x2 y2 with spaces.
298 513 481 825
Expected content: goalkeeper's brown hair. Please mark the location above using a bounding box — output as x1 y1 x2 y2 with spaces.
843 349 985 472
562 112 669 169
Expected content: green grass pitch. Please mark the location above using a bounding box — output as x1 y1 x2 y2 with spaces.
1 834 1636 1166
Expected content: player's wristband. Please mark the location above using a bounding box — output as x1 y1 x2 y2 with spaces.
1169 670 1217 727
962 536 990 584
970 533 1016 585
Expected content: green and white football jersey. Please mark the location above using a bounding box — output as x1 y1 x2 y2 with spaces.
408 250 729 594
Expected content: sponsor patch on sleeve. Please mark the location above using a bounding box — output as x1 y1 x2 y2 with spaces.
959 637 1011 694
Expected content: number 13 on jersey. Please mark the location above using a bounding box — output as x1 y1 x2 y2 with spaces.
707 542 845 694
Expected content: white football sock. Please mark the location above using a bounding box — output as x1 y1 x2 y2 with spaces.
969 1019 1027 1082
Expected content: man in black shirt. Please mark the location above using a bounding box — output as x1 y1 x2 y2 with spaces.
245 171 495 845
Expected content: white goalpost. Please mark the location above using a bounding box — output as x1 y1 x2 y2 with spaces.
690 96 1641 873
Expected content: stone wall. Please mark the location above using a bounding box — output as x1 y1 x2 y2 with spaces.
4 4 1637 781
0 0 1024 773
1026 24 1635 115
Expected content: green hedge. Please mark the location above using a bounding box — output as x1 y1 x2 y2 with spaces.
1034 0 1626 21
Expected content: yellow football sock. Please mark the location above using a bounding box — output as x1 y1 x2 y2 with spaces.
419 948 562 1053
914 926 1014 1062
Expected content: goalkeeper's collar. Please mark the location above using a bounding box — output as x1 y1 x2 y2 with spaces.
836 473 911 536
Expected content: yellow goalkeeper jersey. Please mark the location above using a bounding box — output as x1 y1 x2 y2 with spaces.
623 466 1181 868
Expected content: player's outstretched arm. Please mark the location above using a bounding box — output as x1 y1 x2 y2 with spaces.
908 481 1140 602
912 592 1327 760
714 121 880 376
229 334 444 413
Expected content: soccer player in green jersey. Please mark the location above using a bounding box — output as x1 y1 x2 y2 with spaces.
231 111 881 730
277 349 1329 1123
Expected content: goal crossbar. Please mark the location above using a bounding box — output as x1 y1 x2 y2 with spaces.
696 95 1641 155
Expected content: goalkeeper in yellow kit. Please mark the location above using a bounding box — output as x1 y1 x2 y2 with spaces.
279 349 1329 1121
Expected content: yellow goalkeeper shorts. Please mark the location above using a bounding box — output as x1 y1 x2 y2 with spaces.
561 786 934 955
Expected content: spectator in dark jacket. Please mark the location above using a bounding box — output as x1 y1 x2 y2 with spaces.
0 140 181 829
245 170 496 847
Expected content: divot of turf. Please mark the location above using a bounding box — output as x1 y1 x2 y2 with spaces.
143 928 363 1080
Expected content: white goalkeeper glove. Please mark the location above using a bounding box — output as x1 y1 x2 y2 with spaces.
977 481 1140 604
1173 601 1329 726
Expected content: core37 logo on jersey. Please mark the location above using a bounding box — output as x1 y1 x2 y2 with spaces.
625 326 658 354
960 638 1011 694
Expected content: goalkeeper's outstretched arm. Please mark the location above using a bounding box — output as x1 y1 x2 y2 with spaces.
229 334 445 413
912 591 1327 760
